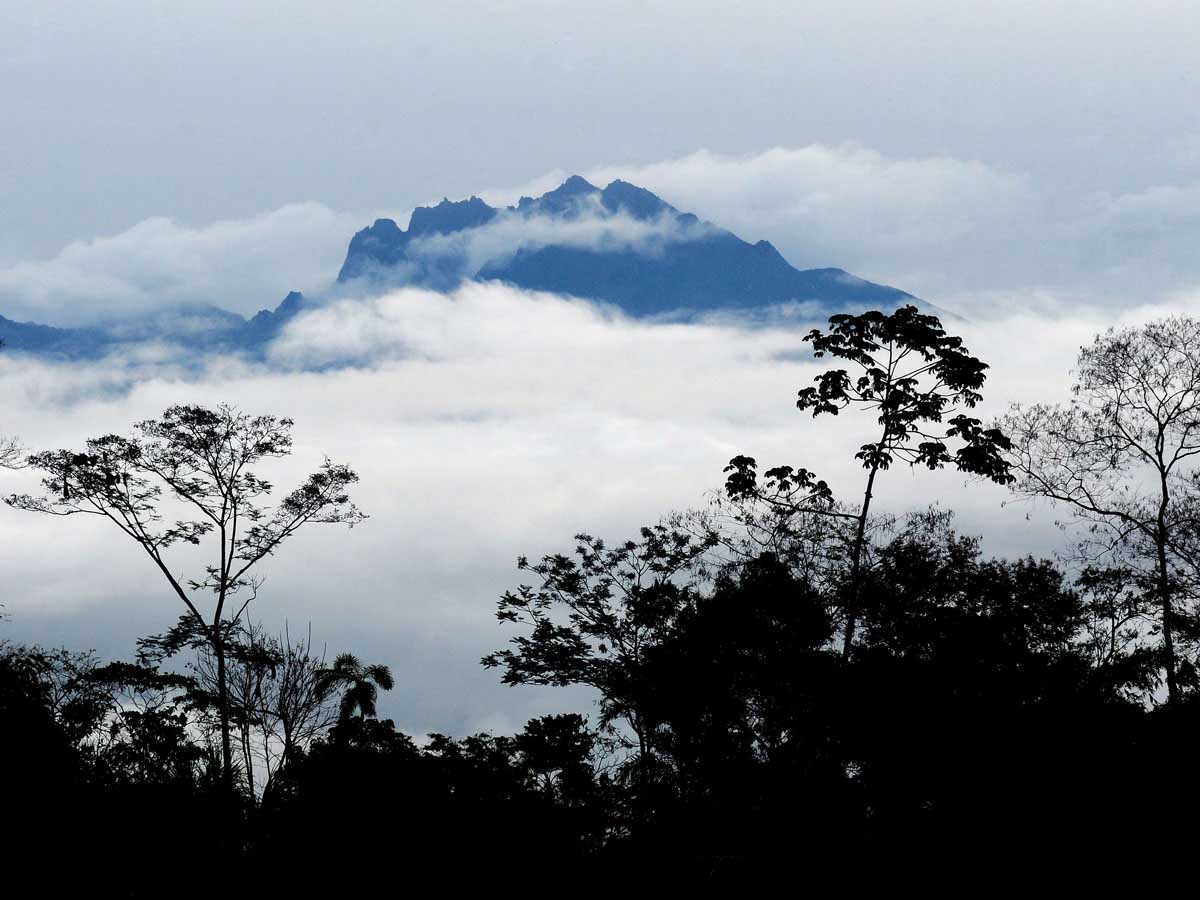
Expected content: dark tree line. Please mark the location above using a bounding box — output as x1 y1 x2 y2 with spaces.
5 307 1200 889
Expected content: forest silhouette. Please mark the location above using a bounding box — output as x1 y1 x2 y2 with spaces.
4 305 1200 889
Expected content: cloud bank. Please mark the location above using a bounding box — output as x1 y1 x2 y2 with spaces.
403 201 715 286
586 147 1039 293
5 280 1198 735
0 203 360 326
561 147 1200 315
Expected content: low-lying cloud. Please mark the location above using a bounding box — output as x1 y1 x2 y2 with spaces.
4 280 1196 736
401 200 714 287
0 203 361 326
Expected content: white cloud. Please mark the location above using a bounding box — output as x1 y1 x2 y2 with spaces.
581 146 1040 298
0 203 361 326
6 281 1196 734
401 200 715 284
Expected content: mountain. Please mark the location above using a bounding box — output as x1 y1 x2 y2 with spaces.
0 314 111 359
0 176 923 359
0 291 308 359
337 176 919 316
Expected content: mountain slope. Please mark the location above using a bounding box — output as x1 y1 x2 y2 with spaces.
338 176 919 316
0 176 924 359
0 292 307 358
0 315 111 359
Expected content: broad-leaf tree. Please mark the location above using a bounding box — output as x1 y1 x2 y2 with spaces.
482 524 715 790
728 305 1013 656
6 403 364 790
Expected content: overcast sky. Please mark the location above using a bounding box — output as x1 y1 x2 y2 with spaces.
4 0 1200 733
4 1 1200 305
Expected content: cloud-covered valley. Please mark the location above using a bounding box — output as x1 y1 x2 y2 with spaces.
7 141 1200 734
3 278 1194 736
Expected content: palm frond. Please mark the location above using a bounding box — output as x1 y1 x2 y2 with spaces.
338 689 357 723
358 682 378 718
366 664 394 691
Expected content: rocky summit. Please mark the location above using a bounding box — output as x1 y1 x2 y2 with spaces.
0 177 920 358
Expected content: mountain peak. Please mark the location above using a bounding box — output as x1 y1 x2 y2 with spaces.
0 175 930 359
333 175 921 318
408 195 496 236
517 175 601 216
555 174 600 195
601 179 673 220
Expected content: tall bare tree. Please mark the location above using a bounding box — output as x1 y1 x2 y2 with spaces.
1002 316 1200 703
6 404 365 789
187 620 339 798
0 339 24 472
0 435 23 470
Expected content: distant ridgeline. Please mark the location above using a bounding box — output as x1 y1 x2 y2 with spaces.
0 176 920 358
0 291 307 360
338 175 919 316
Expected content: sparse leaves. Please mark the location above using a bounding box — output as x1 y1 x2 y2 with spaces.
4 403 365 785
1001 316 1200 702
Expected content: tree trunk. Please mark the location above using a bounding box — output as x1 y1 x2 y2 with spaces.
1155 467 1180 706
241 715 255 799
214 634 235 793
1156 534 1180 705
842 461 880 659
631 712 650 820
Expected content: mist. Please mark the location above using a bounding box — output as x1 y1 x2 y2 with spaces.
2 280 1183 734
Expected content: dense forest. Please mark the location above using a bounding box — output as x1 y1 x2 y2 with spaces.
5 306 1200 888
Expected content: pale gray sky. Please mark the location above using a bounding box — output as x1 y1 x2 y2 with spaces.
4 1 1200 299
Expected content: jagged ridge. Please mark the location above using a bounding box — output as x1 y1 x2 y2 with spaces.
0 176 922 358
337 176 918 316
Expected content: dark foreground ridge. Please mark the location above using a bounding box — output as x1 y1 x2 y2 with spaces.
7 309 1200 888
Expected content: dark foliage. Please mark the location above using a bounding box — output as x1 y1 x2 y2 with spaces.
8 310 1200 887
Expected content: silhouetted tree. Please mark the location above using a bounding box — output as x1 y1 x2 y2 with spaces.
251 624 339 791
6 404 364 791
845 513 1153 860
1003 316 1200 702
0 434 22 470
0 641 228 890
318 652 394 724
727 305 1013 657
514 713 597 800
0 644 85 877
636 551 851 869
140 618 340 798
483 524 714 794
1074 565 1161 700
